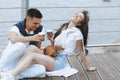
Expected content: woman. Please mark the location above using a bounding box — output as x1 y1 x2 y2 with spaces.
1 10 97 80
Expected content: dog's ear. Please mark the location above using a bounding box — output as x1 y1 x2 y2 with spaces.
51 52 57 57
44 46 56 57
43 47 47 55
49 47 56 56
55 45 64 52
43 45 52 55
54 45 60 51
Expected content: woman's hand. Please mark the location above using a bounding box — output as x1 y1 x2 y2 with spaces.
46 30 54 41
47 35 53 41
86 67 97 72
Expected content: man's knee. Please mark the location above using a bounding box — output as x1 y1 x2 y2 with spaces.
27 45 37 52
28 45 36 49
12 42 27 55
15 42 27 49
1 42 27 58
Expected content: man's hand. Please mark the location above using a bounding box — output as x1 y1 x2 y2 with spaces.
32 34 44 41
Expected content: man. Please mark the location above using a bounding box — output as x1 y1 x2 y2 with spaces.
0 8 46 79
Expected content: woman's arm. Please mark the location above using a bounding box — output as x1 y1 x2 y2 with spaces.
47 35 54 46
36 41 42 49
76 40 97 71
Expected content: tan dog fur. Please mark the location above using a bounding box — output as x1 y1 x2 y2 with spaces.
43 45 64 58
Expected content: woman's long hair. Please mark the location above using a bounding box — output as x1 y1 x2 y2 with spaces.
77 10 89 46
53 22 69 40
53 10 89 46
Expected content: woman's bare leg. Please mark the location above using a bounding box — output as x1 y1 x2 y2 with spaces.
25 45 44 54
15 45 43 67
11 52 55 77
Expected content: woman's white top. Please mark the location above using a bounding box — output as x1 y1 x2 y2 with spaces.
54 27 85 55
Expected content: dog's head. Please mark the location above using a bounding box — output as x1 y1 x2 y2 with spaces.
43 45 64 58
43 45 56 57
54 45 64 52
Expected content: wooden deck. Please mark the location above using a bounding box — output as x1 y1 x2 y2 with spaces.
21 51 120 80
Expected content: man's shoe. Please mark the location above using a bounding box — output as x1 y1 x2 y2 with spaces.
0 71 15 80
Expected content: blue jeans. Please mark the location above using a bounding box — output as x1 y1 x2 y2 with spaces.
54 53 68 70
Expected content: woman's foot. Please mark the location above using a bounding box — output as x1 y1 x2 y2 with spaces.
86 67 97 72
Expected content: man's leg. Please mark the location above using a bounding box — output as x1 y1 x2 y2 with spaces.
0 42 27 71
17 64 46 79
15 45 43 67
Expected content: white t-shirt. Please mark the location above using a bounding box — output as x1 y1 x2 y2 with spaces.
54 27 85 55
10 26 45 37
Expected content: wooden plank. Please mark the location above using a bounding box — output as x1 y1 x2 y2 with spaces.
114 52 120 58
21 77 51 80
51 76 64 80
104 52 120 72
65 75 77 80
68 56 88 80
88 54 113 80
52 76 77 80
21 78 40 80
96 53 120 80
77 55 101 80
41 77 51 80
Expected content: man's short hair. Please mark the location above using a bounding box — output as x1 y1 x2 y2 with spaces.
27 8 43 18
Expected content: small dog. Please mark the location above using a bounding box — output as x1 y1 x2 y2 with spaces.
43 45 64 58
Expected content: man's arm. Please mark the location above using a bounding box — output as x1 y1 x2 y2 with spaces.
9 31 42 43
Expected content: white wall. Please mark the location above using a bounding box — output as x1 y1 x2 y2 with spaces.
0 0 120 50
